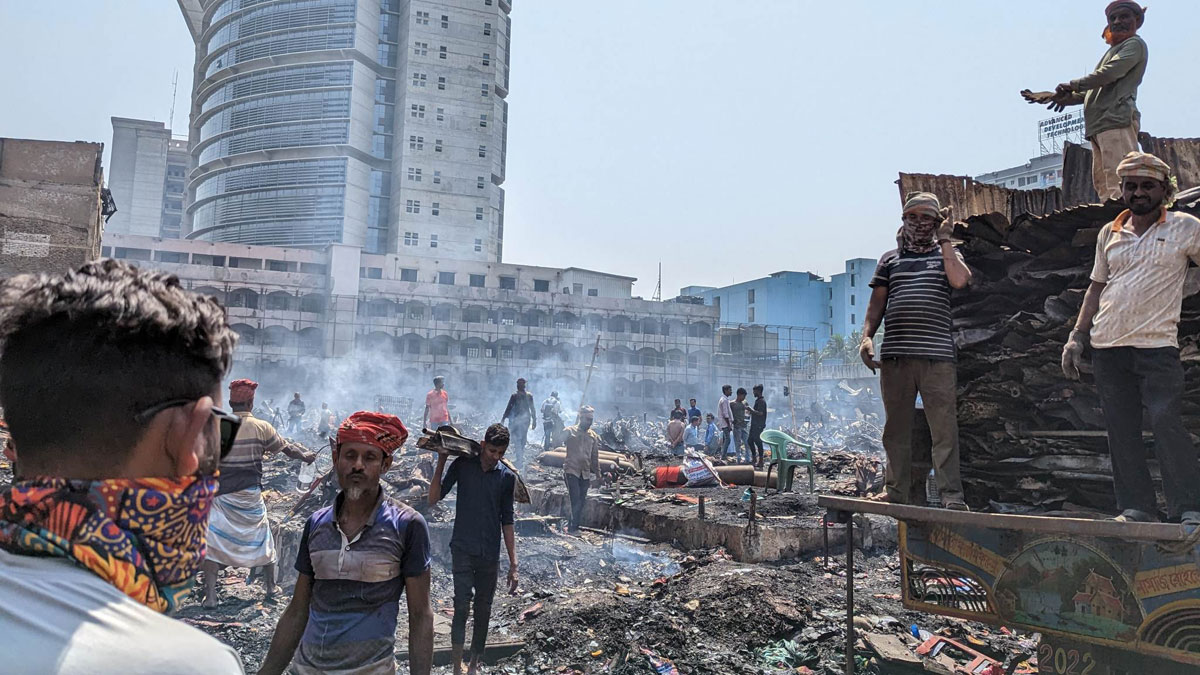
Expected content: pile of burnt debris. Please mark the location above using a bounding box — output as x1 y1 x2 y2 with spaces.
918 172 1200 513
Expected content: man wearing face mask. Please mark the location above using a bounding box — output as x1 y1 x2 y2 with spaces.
1062 153 1200 525
259 411 433 675
860 192 972 510
562 406 602 533
0 260 244 673
429 424 518 675
1022 2 1148 202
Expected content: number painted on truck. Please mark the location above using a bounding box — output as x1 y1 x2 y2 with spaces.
1039 642 1097 675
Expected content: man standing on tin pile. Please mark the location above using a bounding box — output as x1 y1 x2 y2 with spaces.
203 378 315 607
562 406 602 533
258 411 433 675
1023 2 1148 202
1062 152 1200 525
860 192 971 510
424 375 452 430
428 424 518 675
501 378 536 467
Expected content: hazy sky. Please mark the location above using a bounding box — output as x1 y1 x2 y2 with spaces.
2 1 1197 297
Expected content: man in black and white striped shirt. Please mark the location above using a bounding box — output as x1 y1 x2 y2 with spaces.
860 192 972 509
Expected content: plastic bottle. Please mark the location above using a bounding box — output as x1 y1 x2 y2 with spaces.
298 459 316 491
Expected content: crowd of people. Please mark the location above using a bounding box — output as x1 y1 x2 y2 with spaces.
661 387 769 468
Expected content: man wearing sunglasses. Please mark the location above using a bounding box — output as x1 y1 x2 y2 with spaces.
0 259 244 673
202 378 316 607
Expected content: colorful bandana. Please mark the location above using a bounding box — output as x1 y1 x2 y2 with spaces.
0 474 217 613
229 378 258 404
899 191 943 254
337 411 409 453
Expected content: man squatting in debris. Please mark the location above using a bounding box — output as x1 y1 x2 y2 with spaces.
260 411 433 675
424 375 453 430
428 423 519 675
0 260 244 673
860 192 971 510
1023 1 1148 202
204 378 315 607
1061 152 1200 525
501 377 536 467
563 405 602 532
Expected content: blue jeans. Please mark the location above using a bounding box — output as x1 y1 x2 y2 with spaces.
732 426 750 463
509 417 529 466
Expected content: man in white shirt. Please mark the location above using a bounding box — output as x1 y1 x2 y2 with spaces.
716 385 734 458
0 260 244 673
1062 152 1200 524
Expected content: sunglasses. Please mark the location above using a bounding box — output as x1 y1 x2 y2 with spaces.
135 398 242 461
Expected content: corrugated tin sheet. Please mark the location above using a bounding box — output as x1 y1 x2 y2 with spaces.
1139 134 1200 192
897 173 1065 223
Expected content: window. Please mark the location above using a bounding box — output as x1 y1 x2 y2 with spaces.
477 176 485 189
440 14 448 28
748 307 756 323
587 288 598 297
430 234 438 248
407 167 422 181
850 273 856 286
469 273 485 288
415 11 429 25
404 231 419 246
475 207 484 221
482 52 490 66
435 139 443 152
433 170 441 184
850 295 855 306
533 279 550 293
409 135 423 150
485 0 492 4
437 76 446 90
479 114 488 127
748 289 755 303
483 22 492 36
499 275 516 290
432 202 440 216
481 83 489 97
359 267 383 279
828 306 833 318
852 313 856 324
478 145 487 158
412 72 426 87
474 238 482 252
439 46 447 59
436 107 445 121
400 267 418 281
413 41 428 56
410 104 425 118
406 200 421 214
572 283 583 295
438 271 454 285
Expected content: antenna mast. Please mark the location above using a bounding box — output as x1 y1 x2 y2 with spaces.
652 262 662 302
169 70 179 133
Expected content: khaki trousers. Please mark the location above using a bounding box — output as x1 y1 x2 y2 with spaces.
880 358 964 504
1090 124 1139 202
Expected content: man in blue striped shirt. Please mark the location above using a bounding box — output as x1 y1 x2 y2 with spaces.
860 192 972 510
259 411 433 675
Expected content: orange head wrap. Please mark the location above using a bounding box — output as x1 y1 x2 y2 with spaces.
228 379 258 404
337 411 409 453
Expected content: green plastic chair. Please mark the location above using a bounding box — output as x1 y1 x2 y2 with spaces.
759 429 814 493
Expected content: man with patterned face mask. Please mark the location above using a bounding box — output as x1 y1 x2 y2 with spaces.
0 260 244 673
861 192 972 510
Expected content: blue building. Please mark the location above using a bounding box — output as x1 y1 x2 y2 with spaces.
678 258 878 355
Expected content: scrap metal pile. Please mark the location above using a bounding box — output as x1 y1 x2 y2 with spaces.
948 188 1200 511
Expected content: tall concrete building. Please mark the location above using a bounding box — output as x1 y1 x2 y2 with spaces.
176 0 509 259
974 153 1064 191
828 258 875 339
107 118 189 239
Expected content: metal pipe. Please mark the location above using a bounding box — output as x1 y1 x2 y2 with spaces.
823 515 829 571
845 516 855 675
698 495 705 520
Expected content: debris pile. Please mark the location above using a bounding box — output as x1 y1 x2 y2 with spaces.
950 195 1200 511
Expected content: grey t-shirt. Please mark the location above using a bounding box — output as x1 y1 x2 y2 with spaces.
0 548 245 674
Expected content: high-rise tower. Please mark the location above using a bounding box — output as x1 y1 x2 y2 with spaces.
176 0 510 259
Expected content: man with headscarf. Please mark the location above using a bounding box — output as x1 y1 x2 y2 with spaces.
1062 152 1200 525
562 405 602 533
0 260 244 672
259 411 434 675
860 192 972 509
202 378 315 607
1022 2 1148 201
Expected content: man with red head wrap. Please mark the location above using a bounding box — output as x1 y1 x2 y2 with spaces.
202 378 315 607
260 411 434 675
1022 2 1148 201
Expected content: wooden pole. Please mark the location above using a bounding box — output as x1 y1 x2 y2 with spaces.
578 334 602 412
